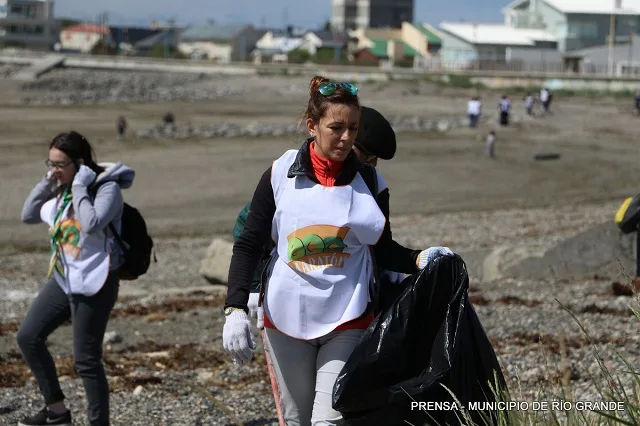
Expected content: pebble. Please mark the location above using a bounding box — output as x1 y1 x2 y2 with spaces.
103 330 123 345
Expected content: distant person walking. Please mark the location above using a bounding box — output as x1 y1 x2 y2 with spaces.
634 89 640 115
486 131 496 158
116 116 127 139
163 111 175 133
498 95 511 126
540 88 551 115
467 96 482 128
523 93 534 116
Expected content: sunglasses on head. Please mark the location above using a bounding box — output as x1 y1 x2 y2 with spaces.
318 82 358 97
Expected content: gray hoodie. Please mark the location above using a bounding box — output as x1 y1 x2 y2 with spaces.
22 162 136 271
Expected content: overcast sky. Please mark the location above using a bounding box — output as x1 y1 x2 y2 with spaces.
54 0 507 28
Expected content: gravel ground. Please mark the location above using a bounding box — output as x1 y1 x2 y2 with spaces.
2 202 639 425
1 69 639 425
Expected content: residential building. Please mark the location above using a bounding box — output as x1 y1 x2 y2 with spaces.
438 22 557 68
0 0 58 49
331 0 414 31
350 27 424 65
401 22 442 57
133 27 183 55
350 27 402 49
178 23 262 62
502 0 640 51
251 27 304 63
57 23 109 53
564 36 640 74
109 26 160 53
298 30 350 56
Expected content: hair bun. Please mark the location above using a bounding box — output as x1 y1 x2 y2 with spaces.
309 75 330 95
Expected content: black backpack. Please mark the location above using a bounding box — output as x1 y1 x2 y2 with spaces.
92 183 156 280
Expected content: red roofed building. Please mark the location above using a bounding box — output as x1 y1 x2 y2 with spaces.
59 23 111 53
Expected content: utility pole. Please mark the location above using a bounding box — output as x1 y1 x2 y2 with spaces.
608 14 615 76
103 11 108 55
608 0 619 76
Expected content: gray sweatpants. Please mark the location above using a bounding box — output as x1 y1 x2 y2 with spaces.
263 327 363 426
16 272 119 426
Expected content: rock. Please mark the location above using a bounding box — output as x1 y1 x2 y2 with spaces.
145 351 170 359
197 371 215 382
199 238 234 284
506 222 636 281
0 405 16 414
521 367 542 383
103 330 122 345
611 278 640 296
482 245 546 282
132 385 144 396
134 114 474 141
436 119 451 132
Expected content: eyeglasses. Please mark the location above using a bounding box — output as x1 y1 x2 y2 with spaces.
45 160 73 169
318 82 358 97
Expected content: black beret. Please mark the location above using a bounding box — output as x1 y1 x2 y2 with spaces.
355 106 396 160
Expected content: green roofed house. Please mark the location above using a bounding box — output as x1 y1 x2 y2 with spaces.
401 22 442 57
367 38 389 57
351 26 428 65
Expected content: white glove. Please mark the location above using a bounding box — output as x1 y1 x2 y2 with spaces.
418 246 454 269
256 306 264 330
247 293 264 330
222 310 256 365
248 293 259 318
72 165 96 187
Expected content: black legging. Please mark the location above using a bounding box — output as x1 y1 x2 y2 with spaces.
17 272 119 426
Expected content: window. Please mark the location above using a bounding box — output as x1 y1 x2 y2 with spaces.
10 5 23 14
345 5 357 19
567 21 598 38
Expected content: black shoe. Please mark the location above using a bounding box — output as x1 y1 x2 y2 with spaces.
18 407 72 426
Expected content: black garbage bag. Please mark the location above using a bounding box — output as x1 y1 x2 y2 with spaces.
333 254 508 426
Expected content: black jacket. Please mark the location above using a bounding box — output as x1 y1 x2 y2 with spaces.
225 139 421 311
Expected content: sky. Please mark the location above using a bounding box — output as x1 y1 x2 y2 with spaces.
54 0 508 29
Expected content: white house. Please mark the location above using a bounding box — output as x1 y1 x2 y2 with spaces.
438 22 557 68
252 28 305 63
178 23 261 62
297 30 350 55
58 23 110 53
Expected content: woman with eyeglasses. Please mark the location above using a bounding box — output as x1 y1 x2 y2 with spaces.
222 75 453 425
17 131 134 426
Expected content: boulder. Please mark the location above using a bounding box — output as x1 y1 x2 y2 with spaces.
199 238 234 284
505 222 636 281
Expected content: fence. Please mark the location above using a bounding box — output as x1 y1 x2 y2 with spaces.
412 56 640 77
